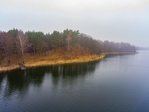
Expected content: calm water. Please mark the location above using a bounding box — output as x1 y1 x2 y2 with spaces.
0 51 149 112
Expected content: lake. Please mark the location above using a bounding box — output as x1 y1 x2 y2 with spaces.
0 51 149 112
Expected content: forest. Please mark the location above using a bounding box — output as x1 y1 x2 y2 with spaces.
0 29 136 66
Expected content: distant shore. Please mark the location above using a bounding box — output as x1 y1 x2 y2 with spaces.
0 54 106 73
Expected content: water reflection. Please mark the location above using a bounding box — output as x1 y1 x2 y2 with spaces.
0 52 149 112
0 75 6 92
0 61 99 98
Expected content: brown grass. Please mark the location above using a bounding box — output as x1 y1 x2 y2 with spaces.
0 49 106 73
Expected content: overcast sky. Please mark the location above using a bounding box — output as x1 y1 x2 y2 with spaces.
0 0 149 47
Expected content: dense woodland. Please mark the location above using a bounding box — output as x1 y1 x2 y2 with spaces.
0 29 136 65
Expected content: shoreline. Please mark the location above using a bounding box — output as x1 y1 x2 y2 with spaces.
0 54 106 73
0 52 137 73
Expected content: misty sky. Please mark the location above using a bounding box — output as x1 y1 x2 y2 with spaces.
0 0 149 47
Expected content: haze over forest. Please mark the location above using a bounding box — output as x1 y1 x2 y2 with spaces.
0 0 149 47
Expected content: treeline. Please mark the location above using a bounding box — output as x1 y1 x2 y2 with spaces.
0 29 136 63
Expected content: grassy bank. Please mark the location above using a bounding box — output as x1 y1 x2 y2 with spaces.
0 50 137 73
0 54 106 73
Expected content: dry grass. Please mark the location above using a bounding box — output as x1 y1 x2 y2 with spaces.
0 49 106 73
25 54 105 68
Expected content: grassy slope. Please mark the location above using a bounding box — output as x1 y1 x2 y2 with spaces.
0 48 106 73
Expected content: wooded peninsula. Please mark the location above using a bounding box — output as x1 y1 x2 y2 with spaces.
0 29 136 72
